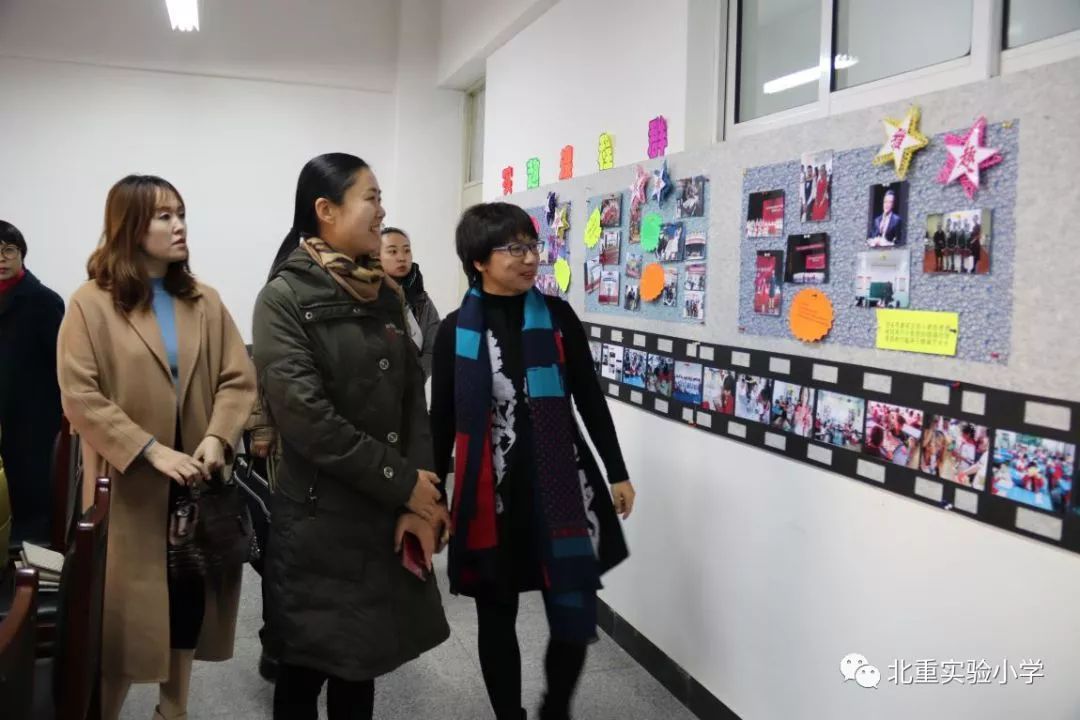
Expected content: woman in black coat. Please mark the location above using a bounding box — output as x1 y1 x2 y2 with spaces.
430 203 636 720
0 220 64 543
254 154 449 720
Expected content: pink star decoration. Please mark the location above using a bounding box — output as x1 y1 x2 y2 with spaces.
937 116 1002 200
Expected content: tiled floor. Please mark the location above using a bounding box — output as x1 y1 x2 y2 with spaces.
120 559 697 719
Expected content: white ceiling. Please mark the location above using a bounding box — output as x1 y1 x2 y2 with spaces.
0 0 402 92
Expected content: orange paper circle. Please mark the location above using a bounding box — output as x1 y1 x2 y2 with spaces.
788 288 834 342
640 263 665 302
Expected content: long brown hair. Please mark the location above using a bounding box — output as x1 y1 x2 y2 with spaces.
88 175 198 313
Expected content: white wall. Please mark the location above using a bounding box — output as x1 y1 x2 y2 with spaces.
391 0 467 317
0 56 396 341
482 0 692 198
437 0 559 88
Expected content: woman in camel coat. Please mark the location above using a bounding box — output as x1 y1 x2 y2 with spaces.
58 175 255 720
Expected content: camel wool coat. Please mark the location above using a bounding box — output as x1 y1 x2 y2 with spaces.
57 280 256 683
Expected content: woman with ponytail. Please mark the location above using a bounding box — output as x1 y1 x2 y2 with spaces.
252 153 449 719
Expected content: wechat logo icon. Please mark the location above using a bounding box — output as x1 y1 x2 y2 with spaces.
841 653 880 689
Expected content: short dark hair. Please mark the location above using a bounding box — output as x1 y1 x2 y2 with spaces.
455 203 538 285
0 220 27 259
381 226 409 239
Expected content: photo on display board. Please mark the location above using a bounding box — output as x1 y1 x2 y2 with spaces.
683 291 705 322
684 264 706 292
624 281 641 311
544 235 567 265
685 232 707 261
626 252 643 279
814 390 866 452
600 231 622 266
734 374 773 424
676 176 707 219
854 250 911 308
991 430 1076 514
599 270 620 305
623 348 648 389
753 250 783 316
673 361 704 405
799 151 833 223
646 354 674 397
863 401 924 468
589 340 603 375
919 416 990 491
535 273 559 297
924 209 991 275
659 223 684 262
746 190 785 238
701 367 736 414
601 344 623 382
661 267 679 307
629 205 642 244
585 259 601 294
601 194 622 227
867 181 908 248
771 382 815 437
785 233 830 284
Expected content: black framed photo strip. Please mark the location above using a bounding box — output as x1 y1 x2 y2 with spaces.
581 321 1080 556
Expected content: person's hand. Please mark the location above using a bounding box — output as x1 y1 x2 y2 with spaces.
395 513 437 571
406 470 443 522
145 442 209 486
423 504 452 551
194 436 228 474
612 481 636 520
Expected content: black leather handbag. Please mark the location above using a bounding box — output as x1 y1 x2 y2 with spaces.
194 474 255 578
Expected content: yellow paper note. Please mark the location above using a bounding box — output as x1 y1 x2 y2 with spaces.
875 309 958 356
584 208 602 248
554 258 571 292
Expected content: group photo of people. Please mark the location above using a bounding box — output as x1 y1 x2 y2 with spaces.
770 382 814 438
919 416 991 490
863 402 923 467
992 431 1074 513
799 151 833 223
814 391 866 452
923 209 991 275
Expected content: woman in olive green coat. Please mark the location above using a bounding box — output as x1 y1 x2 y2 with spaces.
253 153 449 720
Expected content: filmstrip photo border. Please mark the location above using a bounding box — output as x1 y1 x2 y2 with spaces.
585 322 1080 556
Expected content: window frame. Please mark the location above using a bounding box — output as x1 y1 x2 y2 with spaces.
463 81 486 188
723 0 1079 140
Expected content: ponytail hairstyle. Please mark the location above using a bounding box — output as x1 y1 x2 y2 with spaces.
267 153 370 281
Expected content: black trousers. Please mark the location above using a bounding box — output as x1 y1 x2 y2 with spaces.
273 664 375 720
475 594 588 720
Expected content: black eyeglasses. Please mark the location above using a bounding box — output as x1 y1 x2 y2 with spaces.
0 245 19 260
492 242 540 258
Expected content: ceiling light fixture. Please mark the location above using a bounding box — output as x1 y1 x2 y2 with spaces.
763 55 859 95
165 0 199 32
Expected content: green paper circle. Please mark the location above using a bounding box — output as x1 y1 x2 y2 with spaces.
640 212 663 252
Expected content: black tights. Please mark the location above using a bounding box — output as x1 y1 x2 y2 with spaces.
475 595 588 720
273 664 375 720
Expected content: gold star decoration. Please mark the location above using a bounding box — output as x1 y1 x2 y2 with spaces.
873 106 929 180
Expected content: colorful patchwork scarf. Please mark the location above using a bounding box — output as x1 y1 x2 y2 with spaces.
451 287 600 641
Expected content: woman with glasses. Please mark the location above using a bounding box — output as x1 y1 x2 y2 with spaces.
0 220 65 543
430 202 636 720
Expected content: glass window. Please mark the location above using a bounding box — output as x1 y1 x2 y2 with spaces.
737 0 823 122
466 87 485 184
1006 0 1080 48
833 0 973 90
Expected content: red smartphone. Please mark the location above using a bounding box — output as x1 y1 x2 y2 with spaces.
400 532 429 581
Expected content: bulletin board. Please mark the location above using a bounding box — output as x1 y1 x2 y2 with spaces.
582 174 711 324
525 200 572 297
737 121 1018 363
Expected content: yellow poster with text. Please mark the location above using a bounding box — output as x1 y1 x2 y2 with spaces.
875 309 958 356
